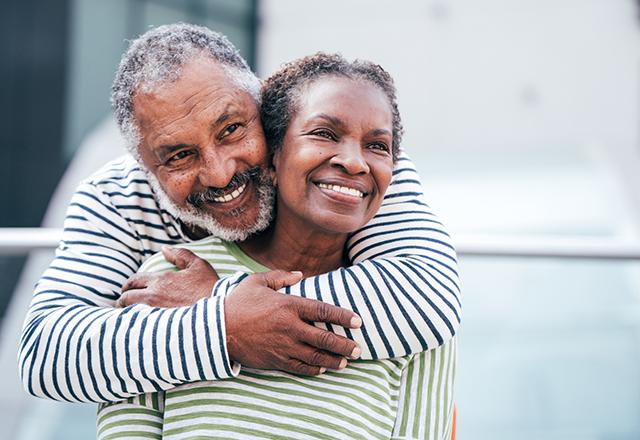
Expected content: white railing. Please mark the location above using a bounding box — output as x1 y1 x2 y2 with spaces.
0 228 639 260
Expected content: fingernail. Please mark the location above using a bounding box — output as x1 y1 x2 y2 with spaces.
319 367 327 374
338 358 348 369
350 346 362 359
291 271 303 277
350 316 362 328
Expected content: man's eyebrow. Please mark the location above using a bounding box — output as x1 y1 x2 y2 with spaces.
212 102 241 128
156 143 193 158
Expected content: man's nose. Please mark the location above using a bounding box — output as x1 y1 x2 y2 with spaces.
329 141 370 175
197 147 236 188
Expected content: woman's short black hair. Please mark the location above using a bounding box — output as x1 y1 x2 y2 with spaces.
261 52 403 162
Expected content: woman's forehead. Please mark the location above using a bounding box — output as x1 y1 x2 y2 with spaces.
294 77 393 126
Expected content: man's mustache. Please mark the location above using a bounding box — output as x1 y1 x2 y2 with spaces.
187 167 263 209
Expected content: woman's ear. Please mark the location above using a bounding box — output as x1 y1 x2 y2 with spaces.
268 167 277 187
271 149 281 187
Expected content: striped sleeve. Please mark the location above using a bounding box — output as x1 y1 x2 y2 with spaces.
392 338 457 440
18 179 238 403
212 154 460 359
286 152 461 359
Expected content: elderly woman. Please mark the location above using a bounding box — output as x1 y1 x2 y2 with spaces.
97 53 456 440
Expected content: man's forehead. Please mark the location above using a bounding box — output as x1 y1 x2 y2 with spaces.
133 62 254 118
149 58 237 92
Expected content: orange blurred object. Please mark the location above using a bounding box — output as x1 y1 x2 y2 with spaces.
452 404 457 440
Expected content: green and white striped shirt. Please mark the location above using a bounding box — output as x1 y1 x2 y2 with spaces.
97 237 456 440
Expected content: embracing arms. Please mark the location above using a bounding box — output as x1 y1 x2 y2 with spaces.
212 153 461 361
19 153 460 402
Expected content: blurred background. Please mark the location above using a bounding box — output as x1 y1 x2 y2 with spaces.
1 0 639 438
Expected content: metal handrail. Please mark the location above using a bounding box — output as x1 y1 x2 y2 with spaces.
0 228 62 254
0 228 639 260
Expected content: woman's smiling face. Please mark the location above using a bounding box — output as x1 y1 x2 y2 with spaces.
273 76 395 235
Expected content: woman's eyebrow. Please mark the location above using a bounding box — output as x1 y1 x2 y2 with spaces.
308 113 346 128
369 128 392 137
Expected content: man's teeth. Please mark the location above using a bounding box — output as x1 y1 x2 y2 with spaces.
212 183 247 203
317 183 364 198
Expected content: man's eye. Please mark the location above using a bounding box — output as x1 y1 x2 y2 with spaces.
167 150 194 163
221 123 240 137
310 129 337 141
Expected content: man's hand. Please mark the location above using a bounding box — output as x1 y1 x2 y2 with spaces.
117 246 219 308
224 270 363 376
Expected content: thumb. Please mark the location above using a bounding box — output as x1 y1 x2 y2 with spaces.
162 246 199 270
257 270 303 291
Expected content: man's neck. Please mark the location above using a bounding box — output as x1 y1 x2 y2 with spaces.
181 222 209 240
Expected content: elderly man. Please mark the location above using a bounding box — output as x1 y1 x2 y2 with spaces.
19 23 460 403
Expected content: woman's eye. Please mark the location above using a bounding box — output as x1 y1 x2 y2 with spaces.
311 129 337 141
368 142 390 152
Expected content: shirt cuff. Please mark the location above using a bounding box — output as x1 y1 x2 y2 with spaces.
206 295 240 379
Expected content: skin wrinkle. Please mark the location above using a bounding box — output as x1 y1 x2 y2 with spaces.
112 24 261 156
133 56 272 241
136 91 247 162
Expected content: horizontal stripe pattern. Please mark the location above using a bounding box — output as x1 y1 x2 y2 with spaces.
19 152 461 403
97 240 456 439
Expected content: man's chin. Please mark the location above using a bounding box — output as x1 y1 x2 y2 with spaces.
146 169 274 242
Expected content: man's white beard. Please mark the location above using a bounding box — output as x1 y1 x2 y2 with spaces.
145 170 274 242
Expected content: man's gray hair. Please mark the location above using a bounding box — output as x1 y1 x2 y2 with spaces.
111 23 261 157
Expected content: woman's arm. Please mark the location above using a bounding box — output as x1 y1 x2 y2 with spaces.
392 338 457 439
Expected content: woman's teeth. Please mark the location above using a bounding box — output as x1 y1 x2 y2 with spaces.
317 183 364 198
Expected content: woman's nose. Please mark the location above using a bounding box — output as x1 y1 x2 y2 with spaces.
329 141 370 175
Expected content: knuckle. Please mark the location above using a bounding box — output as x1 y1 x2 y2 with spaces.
117 294 130 307
174 247 190 257
277 314 294 334
308 350 326 366
287 360 315 376
314 302 333 323
316 331 335 350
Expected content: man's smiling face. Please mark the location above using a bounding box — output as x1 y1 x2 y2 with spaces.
133 55 273 240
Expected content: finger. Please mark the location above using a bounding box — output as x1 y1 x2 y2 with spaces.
298 325 361 359
116 289 149 308
281 358 326 376
256 270 304 291
162 246 200 270
296 298 361 329
295 345 347 370
122 273 152 292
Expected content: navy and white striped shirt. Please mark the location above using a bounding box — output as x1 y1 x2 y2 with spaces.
19 152 461 403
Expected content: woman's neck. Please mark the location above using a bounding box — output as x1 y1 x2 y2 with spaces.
239 215 348 278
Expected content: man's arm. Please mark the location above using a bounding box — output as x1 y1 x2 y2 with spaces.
19 178 358 402
18 182 237 402
343 152 461 358
220 152 461 360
